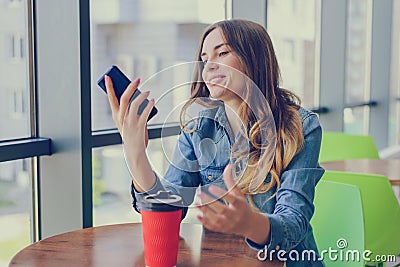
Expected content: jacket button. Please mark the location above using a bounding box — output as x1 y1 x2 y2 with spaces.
275 245 280 250
207 175 213 181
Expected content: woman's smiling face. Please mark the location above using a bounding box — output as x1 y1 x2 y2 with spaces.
201 27 246 107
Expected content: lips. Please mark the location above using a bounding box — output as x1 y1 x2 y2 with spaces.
208 75 225 85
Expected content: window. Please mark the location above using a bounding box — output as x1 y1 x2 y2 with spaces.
92 145 139 225
0 1 36 265
0 159 34 265
343 0 372 135
93 137 201 226
91 0 226 130
0 2 30 141
389 0 400 146
10 34 25 59
266 0 320 109
9 89 27 118
90 0 226 225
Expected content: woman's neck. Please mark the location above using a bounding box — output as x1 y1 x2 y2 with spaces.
224 101 242 138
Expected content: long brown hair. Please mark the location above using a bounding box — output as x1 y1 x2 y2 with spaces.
180 19 304 202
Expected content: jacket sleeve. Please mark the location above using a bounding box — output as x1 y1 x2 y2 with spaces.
246 113 325 251
130 129 202 219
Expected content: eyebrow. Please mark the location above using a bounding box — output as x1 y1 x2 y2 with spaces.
201 43 228 57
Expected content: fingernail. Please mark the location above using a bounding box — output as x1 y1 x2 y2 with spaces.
150 98 155 102
133 77 140 84
104 75 109 81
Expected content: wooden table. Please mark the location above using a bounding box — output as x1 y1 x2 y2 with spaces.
321 159 400 186
9 223 282 267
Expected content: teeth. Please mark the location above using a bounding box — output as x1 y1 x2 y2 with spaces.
210 77 223 83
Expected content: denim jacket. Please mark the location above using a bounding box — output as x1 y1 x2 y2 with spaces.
131 103 325 266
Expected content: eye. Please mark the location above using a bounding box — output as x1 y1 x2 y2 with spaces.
219 51 229 57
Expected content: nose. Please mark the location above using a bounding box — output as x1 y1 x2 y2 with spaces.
203 60 218 72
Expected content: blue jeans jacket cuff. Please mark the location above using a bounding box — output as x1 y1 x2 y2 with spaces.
245 213 286 252
130 172 165 212
245 237 266 250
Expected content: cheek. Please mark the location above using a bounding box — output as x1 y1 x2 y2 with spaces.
233 60 246 75
230 61 247 82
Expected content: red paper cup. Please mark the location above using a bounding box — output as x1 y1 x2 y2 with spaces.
140 191 183 267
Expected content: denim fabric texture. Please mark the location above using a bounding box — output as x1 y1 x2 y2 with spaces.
131 103 325 266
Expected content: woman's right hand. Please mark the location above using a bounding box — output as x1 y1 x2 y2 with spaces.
105 75 154 155
104 75 156 192
105 76 154 153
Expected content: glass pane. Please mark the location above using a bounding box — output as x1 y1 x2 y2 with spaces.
90 0 227 130
344 0 372 135
389 0 400 146
343 106 369 135
93 145 139 226
0 159 33 266
267 0 320 109
0 0 31 140
93 136 200 226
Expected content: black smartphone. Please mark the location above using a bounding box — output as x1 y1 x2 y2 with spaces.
97 65 158 121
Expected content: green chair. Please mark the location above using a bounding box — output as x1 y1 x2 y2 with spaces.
319 132 380 163
311 180 365 267
322 171 400 266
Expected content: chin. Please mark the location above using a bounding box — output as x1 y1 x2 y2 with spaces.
208 85 227 99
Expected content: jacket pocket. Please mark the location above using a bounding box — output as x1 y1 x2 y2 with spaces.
199 166 225 186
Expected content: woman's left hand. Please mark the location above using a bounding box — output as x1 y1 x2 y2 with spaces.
196 164 257 237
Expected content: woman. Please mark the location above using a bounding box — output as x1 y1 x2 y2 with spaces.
105 19 325 266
